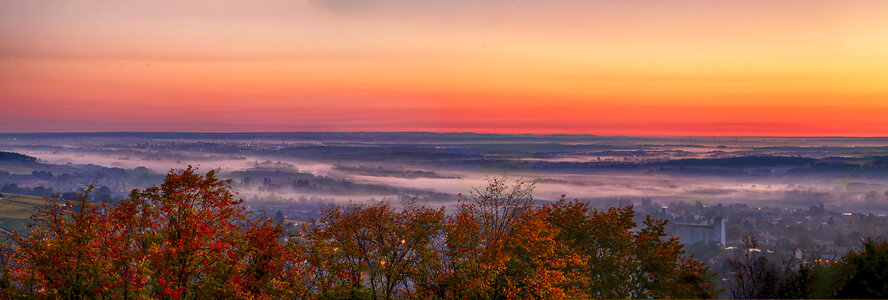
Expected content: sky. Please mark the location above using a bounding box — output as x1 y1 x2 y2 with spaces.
1 0 887 136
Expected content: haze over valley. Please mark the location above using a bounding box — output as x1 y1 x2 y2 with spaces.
4 132 888 217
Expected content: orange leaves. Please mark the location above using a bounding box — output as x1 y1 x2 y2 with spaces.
1 167 303 299
438 178 568 299
300 201 446 299
1 174 717 299
545 198 718 299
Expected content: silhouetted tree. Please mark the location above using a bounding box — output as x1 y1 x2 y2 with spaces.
728 235 778 299
776 264 816 299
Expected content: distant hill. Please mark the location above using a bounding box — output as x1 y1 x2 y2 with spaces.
0 151 37 163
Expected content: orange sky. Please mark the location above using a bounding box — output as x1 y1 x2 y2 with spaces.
1 0 887 136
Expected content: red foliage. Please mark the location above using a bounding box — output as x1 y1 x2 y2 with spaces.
1 173 717 299
1 167 300 298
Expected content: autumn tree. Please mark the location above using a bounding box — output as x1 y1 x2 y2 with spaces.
129 167 253 297
1 186 120 298
1 167 298 299
300 200 445 299
237 216 309 298
545 197 717 299
2 171 721 299
436 178 566 299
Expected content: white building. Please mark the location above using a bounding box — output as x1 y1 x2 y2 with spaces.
672 217 725 245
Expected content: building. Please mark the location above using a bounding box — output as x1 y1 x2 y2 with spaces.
672 217 725 245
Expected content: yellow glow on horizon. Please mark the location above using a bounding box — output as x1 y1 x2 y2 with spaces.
2 1 888 135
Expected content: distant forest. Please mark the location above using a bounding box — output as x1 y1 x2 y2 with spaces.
0 151 36 163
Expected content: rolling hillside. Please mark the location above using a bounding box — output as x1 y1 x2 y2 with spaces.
0 193 47 235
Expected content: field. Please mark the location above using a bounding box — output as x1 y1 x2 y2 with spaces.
0 193 47 235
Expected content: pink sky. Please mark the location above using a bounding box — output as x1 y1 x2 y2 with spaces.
2 1 888 136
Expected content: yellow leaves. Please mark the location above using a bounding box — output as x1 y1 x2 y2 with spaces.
544 198 718 299
1 174 717 299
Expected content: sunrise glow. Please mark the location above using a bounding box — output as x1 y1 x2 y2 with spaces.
2 1 887 136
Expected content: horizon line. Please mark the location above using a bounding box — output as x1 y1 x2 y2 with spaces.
2 130 888 139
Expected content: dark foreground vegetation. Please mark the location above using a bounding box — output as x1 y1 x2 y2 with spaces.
726 235 888 299
0 167 885 299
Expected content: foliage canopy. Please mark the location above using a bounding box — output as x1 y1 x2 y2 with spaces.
1 169 718 299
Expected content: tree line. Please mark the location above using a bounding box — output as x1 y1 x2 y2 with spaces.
1 167 884 299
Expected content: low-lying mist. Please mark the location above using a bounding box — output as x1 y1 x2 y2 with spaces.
2 133 888 215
